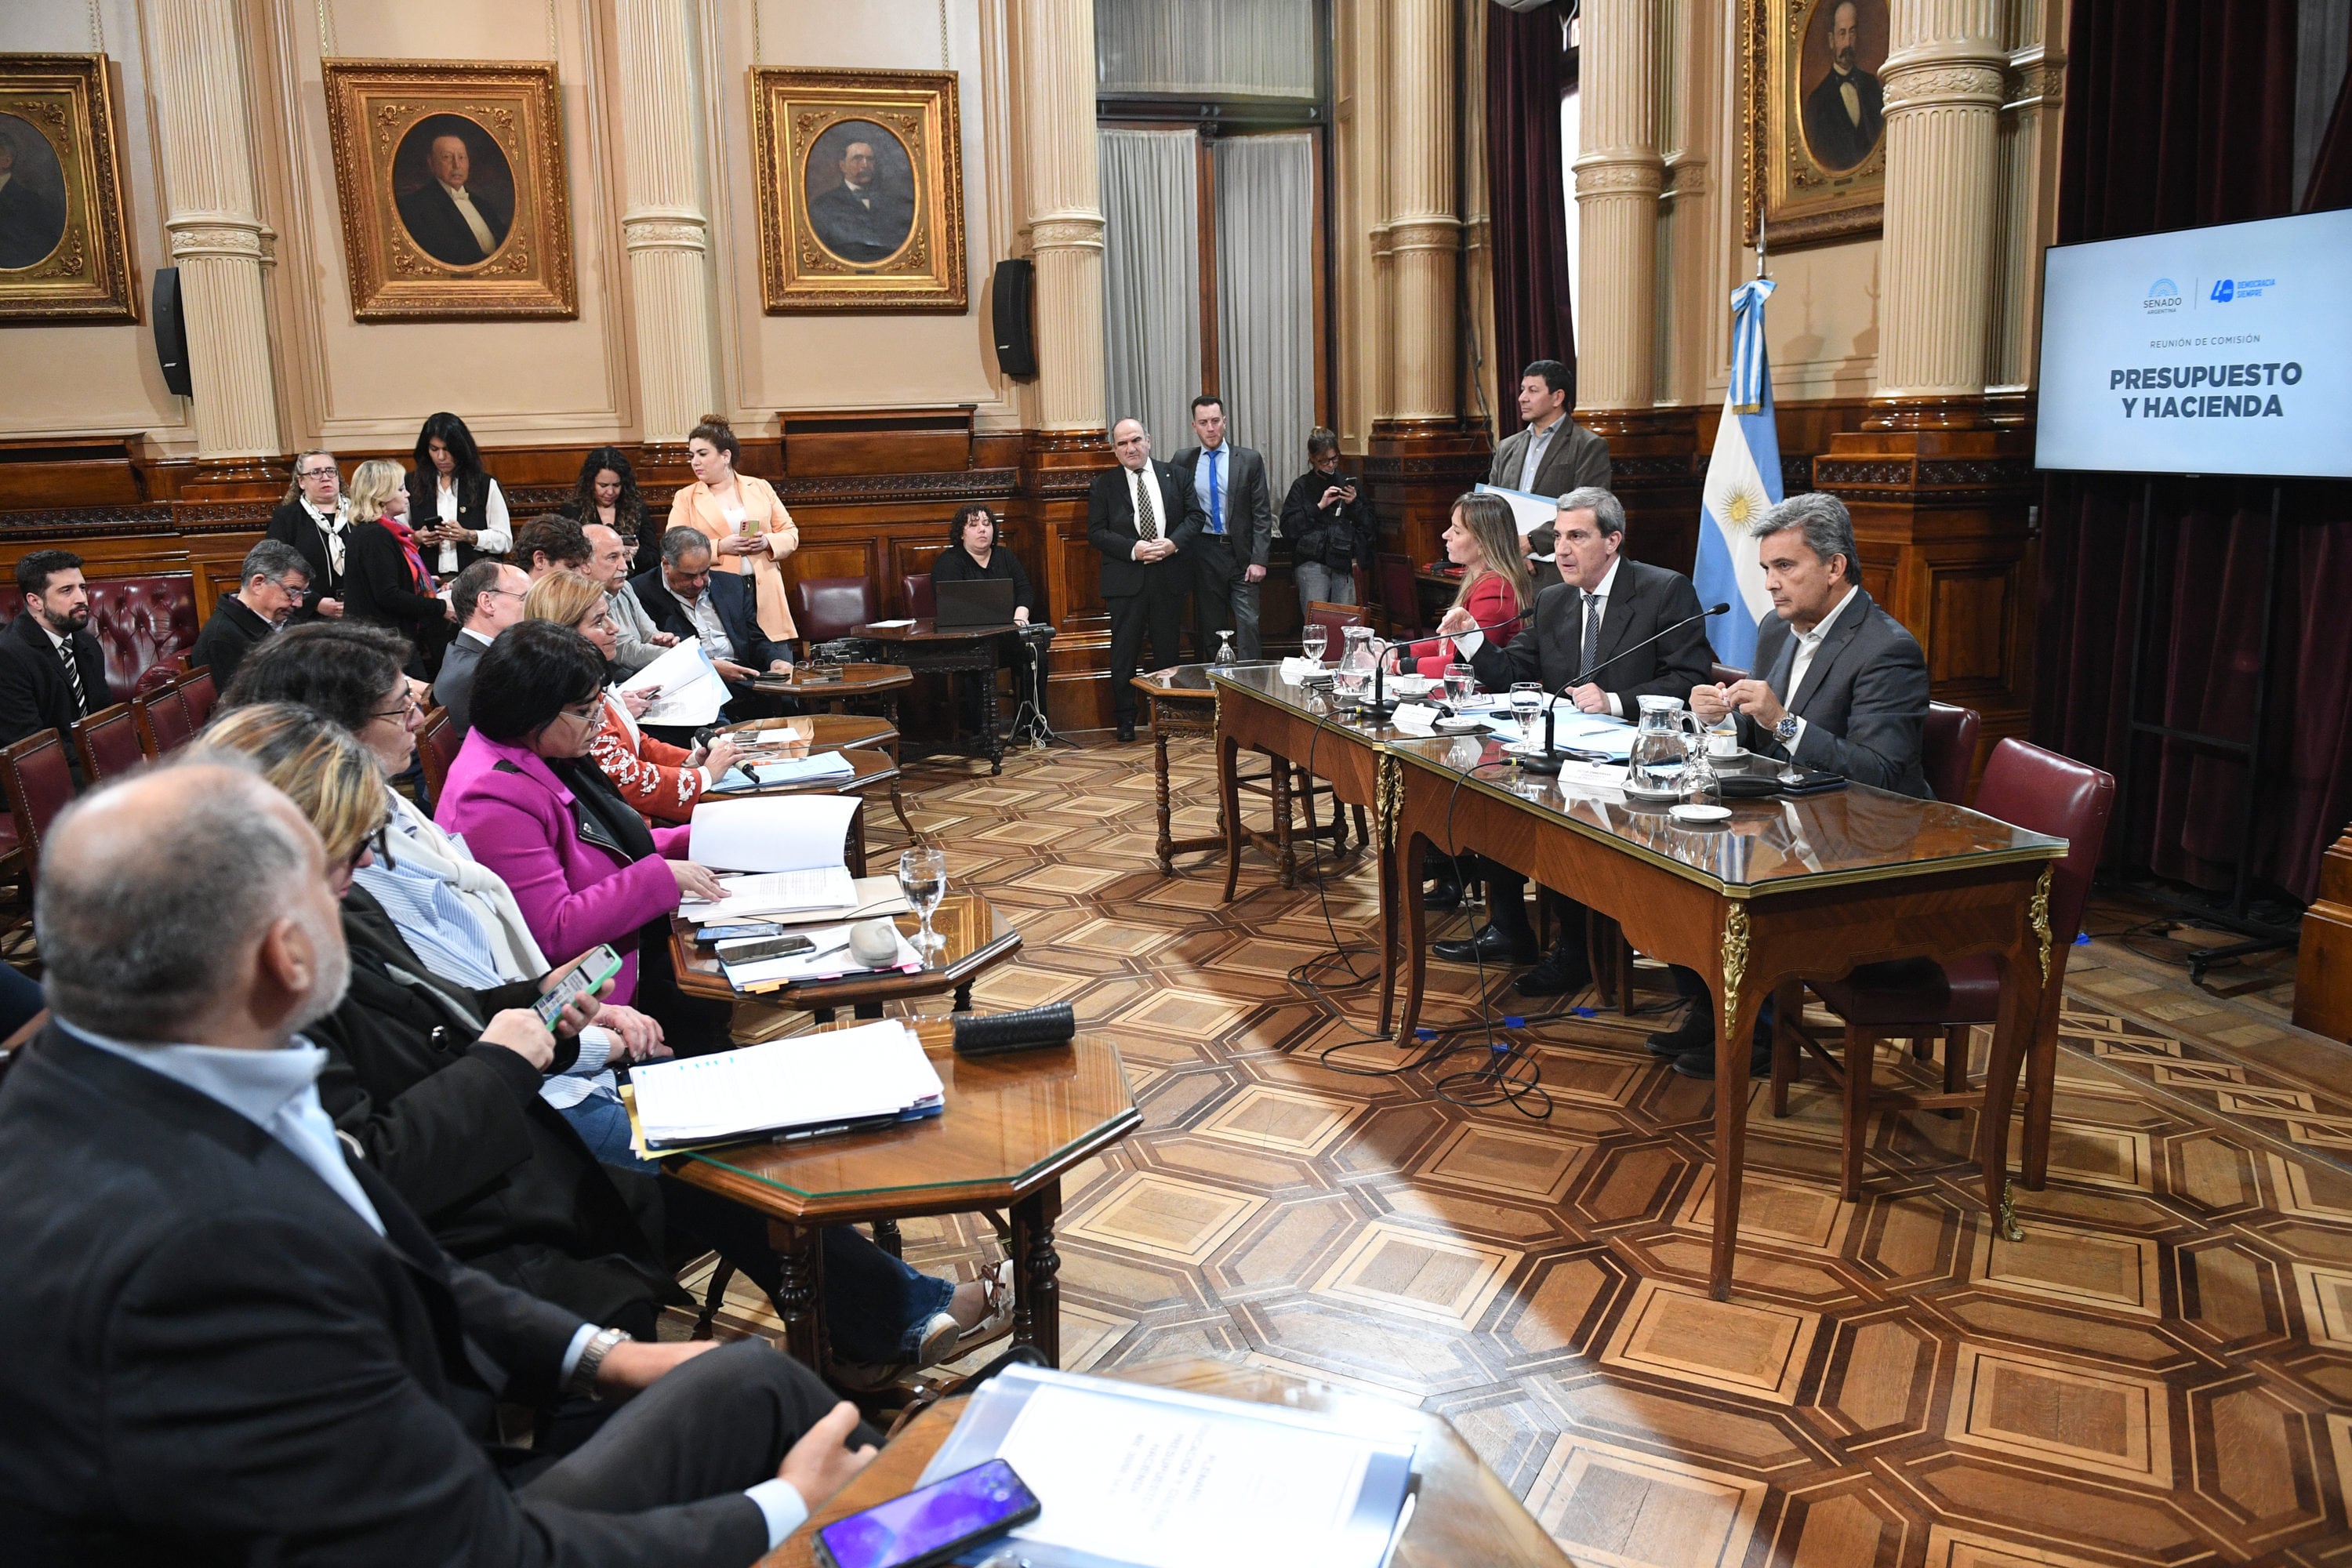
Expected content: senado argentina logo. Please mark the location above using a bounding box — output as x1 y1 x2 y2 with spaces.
2143 278 2183 314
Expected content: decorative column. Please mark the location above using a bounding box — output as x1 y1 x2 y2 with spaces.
145 0 279 479
612 0 719 457
1572 0 1661 417
1816 0 2034 777
1868 0 2009 424
1014 0 1105 434
1384 0 1457 423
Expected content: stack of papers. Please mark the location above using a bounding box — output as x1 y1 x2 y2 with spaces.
630 1020 942 1151
717 920 922 990
682 796 862 919
919 1364 1418 1568
710 752 856 792
622 641 731 728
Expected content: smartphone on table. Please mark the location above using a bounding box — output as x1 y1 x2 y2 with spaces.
717 933 816 964
696 922 786 944
534 944 624 1030
813 1459 1040 1568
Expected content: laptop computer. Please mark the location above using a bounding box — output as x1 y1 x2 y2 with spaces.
934 577 1018 628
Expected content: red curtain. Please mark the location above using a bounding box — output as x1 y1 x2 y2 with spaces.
1484 3 1575 405
2034 0 2352 903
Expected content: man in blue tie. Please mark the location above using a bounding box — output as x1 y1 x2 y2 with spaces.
1170 394 1276 662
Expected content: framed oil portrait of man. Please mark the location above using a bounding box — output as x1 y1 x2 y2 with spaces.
0 54 136 324
1743 0 1890 249
322 60 575 321
751 68 965 314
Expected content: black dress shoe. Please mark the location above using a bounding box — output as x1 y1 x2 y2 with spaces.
1433 923 1540 965
1515 940 1593 997
1115 720 1136 742
1422 877 1462 910
1646 1011 1711 1058
1671 1038 1774 1080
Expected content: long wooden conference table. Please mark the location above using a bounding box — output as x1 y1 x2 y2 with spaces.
1207 664 2067 1299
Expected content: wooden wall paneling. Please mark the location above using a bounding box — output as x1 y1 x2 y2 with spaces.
2296 826 2352 1041
1019 431 1115 730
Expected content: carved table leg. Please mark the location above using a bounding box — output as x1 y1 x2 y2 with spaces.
1270 750 1297 888
954 980 974 1011
1009 1183 1063 1366
872 1219 903 1258
1153 714 1175 876
981 660 1004 775
764 1219 826 1370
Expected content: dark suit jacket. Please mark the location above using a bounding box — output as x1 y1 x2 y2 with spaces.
1802 66 1885 172
434 629 492 736
1467 558 1711 710
1168 444 1276 568
807 182 914 263
0 608 110 764
265 499 348 617
1486 419 1612 502
627 564 782 670
395 180 513 267
1087 462 1205 600
0 1025 769 1566
189 592 275 691
343 521 448 670
313 889 681 1330
0 175 64 269
1743 586 1930 797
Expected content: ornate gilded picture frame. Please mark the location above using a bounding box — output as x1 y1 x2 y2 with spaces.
0 53 136 324
322 60 575 321
751 68 966 314
1742 0 1889 249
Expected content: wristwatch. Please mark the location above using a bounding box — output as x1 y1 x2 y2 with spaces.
568 1324 633 1401
1774 713 1802 750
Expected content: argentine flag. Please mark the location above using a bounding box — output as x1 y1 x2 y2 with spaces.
1695 278 1783 670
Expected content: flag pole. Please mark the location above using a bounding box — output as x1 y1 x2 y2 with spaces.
1757 207 1769 281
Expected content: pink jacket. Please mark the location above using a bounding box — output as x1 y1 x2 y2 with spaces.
434 730 688 1005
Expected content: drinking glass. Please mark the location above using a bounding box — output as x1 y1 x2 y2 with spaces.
1443 662 1477 706
1301 624 1329 666
1509 681 1543 742
898 848 948 953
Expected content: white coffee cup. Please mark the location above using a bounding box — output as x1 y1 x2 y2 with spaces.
1706 731 1741 758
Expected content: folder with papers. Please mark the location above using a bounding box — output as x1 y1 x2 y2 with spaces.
627 1020 943 1152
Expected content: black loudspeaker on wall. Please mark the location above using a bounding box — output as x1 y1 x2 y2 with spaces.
992 258 1036 378
152 267 192 397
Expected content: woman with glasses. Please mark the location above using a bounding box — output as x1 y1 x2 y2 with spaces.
343 458 457 677
263 448 348 620
521 571 740 823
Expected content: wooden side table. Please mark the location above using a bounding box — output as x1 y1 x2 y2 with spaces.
723 713 916 840
1131 666 1353 881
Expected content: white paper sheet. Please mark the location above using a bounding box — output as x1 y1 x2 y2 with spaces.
629 1020 941 1147
621 640 730 726
681 867 858 921
1472 482 1561 537
713 753 855 790
986 1381 1386 1568
717 921 923 989
688 795 858 873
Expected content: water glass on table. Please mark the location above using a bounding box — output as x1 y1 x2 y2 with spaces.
898 848 947 953
1508 681 1543 745
1300 624 1328 667
1443 662 1477 707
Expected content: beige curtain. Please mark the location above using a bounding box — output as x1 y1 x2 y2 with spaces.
1098 128 1203 453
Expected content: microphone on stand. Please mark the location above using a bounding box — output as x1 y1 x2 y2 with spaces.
1359 604 1537 720
1518 602 1732 775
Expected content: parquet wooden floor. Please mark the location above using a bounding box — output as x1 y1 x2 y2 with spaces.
679 737 2352 1566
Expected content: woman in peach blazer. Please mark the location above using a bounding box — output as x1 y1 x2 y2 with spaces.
668 412 800 643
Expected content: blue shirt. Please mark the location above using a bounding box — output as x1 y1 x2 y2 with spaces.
1194 443 1227 535
60 1018 809 1544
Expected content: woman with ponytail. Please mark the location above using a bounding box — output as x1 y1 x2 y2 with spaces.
667 412 800 644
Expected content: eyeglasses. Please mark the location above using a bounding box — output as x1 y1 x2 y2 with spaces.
299 466 339 481
370 691 423 723
557 697 603 722
484 586 528 602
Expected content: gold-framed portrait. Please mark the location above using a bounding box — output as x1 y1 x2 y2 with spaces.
0 53 136 324
751 68 966 314
1743 0 1889 249
322 60 575 321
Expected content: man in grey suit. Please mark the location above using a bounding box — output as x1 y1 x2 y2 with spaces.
1487 360 1611 557
1168 394 1277 662
1649 491 1931 1077
431 559 528 738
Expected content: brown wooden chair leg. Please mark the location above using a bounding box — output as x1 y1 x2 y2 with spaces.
887 779 917 842
1840 1027 1872 1201
1769 1009 1797 1116
1940 1023 1969 1116
1616 936 1636 1018
692 1259 736 1341
1351 804 1369 848
1911 1036 1934 1061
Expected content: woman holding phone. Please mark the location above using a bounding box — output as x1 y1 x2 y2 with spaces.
668 412 800 644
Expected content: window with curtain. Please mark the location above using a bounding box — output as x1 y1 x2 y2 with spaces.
1214 133 1316 484
1095 0 1316 100
1098 129 1202 455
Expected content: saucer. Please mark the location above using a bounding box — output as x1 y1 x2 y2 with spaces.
1669 803 1732 824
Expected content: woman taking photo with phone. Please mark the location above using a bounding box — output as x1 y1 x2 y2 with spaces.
1281 427 1374 611
668 413 800 645
405 411 511 579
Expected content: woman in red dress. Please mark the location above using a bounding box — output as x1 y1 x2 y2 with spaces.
1411 492 1534 677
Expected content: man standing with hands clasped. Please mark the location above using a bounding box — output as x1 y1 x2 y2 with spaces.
1647 490 1930 1076
1090 418 1203 742
1169 394 1276 663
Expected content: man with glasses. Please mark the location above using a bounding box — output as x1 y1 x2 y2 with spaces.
191 540 312 691
432 559 529 738
264 450 350 622
626 528 795 735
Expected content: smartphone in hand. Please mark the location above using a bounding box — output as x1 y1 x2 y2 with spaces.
535 945 623 1029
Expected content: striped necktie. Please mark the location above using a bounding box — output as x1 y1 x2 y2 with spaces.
1134 471 1160 541
58 637 85 716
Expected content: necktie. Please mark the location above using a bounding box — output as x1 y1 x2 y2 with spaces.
1207 448 1224 536
1134 472 1159 542
1580 593 1602 681
58 639 85 716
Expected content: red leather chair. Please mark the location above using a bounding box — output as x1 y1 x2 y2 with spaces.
1920 700 1980 805
416 706 459 804
902 574 936 620
792 577 878 646
177 669 218 731
71 704 145 786
133 685 196 758
1769 738 2116 1200
1304 597 1369 648
0 730 78 895
1376 553 1425 640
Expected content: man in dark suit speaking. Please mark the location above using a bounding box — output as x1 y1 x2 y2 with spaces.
1432 488 1713 990
1802 2 1885 172
396 129 512 267
1090 418 1203 742
0 762 879 1564
807 136 914 263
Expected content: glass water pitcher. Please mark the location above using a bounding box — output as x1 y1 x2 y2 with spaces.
1628 695 1692 794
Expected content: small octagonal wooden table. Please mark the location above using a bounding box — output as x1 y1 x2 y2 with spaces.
754 661 913 720
667 1015 1139 1372
669 889 1021 1022
719 712 916 840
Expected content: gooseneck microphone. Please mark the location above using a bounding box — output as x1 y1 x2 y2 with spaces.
1519 602 1732 775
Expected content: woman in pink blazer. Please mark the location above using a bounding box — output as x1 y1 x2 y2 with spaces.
669 412 800 644
1409 492 1534 677
434 619 1014 1381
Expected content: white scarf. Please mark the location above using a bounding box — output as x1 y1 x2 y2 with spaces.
383 790 547 978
